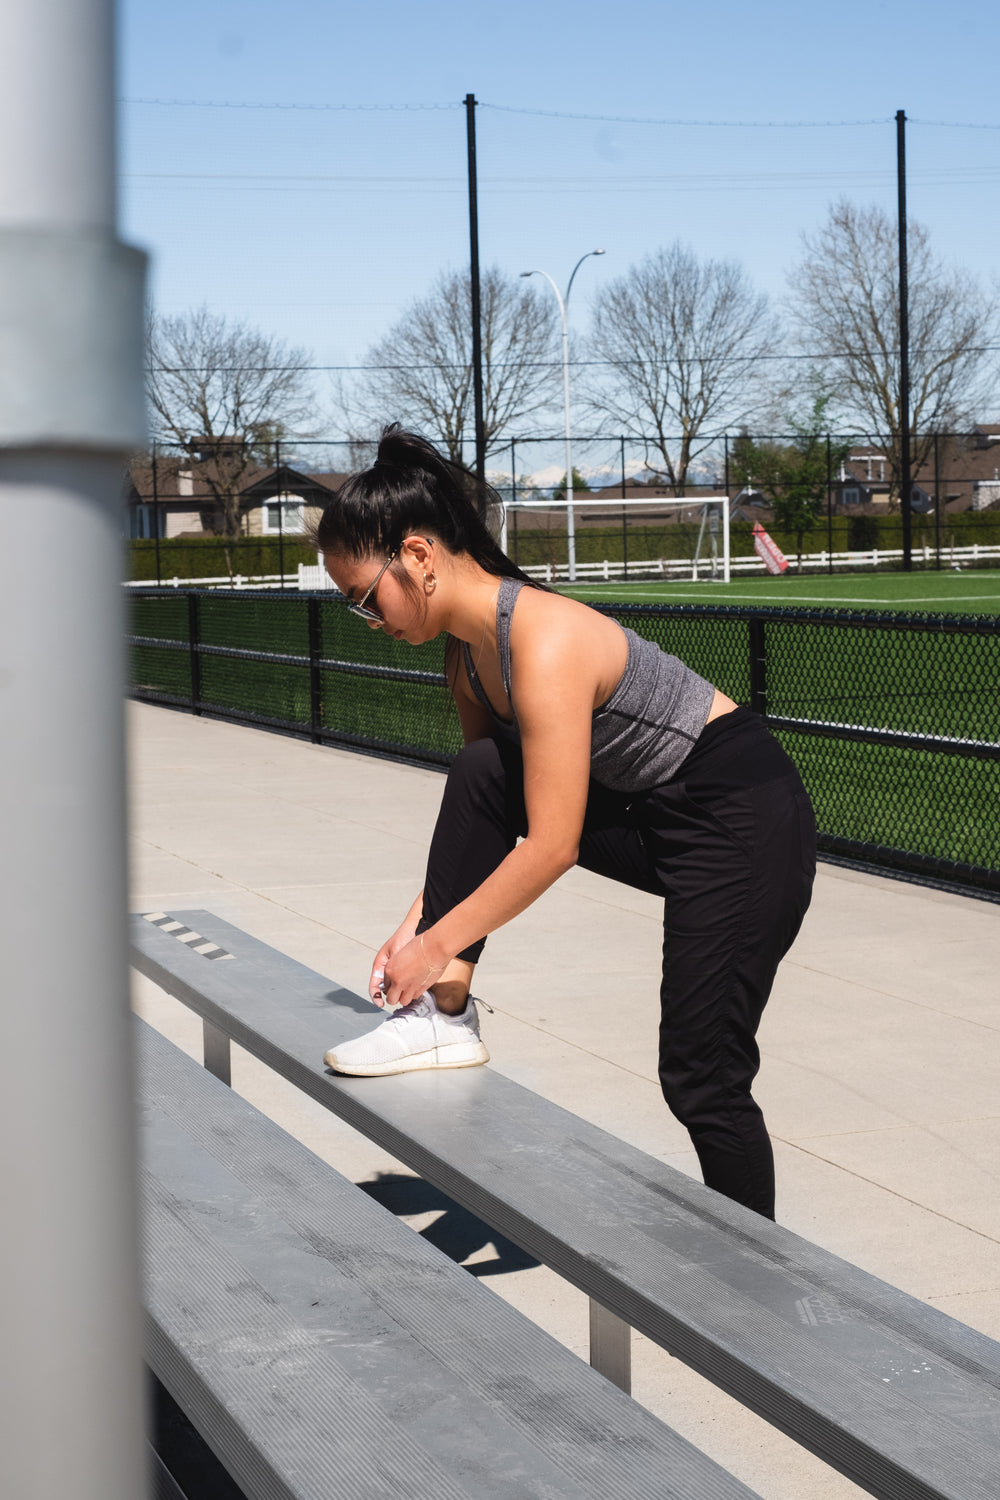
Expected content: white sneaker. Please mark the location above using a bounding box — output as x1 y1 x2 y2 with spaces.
323 992 489 1077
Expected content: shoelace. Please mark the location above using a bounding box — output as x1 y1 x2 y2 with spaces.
383 995 434 1024
385 994 492 1021
383 996 491 1020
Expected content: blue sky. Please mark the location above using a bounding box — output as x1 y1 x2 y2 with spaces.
120 0 1000 439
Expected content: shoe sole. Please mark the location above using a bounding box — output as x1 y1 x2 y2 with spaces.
323 1039 490 1077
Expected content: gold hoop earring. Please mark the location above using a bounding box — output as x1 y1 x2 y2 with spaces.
423 572 437 595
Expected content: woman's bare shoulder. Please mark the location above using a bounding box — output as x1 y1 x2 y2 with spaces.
512 585 620 637
510 587 628 702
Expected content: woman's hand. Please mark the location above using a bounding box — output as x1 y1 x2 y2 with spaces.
369 921 418 1006
369 887 430 1007
381 931 448 1010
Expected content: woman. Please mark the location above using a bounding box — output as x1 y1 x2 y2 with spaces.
318 426 816 1219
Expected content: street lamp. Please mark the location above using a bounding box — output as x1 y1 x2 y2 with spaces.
521 249 605 582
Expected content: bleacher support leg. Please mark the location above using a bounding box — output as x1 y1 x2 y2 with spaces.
203 1020 232 1085
589 1299 632 1393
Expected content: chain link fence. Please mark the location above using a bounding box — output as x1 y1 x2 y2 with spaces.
124 431 1000 588
128 588 999 897
489 431 1000 580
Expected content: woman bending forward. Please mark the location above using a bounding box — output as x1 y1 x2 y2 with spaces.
319 427 816 1219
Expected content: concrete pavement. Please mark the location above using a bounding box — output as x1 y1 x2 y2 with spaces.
129 700 1000 1500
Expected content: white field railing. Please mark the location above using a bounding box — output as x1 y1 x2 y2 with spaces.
123 568 330 591
520 540 1000 584
125 563 342 590
121 541 1000 591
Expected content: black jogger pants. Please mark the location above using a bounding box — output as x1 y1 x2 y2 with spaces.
416 707 817 1219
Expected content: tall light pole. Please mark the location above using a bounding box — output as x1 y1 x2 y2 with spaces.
896 108 912 572
521 249 605 582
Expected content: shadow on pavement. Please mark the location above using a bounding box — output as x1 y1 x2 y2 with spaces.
358 1171 540 1277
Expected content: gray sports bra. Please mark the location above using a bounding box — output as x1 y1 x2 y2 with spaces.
461 578 716 792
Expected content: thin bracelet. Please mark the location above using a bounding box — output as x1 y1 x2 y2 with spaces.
419 933 445 980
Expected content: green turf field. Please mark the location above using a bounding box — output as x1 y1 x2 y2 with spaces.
562 568 1000 615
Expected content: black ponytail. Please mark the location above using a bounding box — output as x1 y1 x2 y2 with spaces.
311 425 546 589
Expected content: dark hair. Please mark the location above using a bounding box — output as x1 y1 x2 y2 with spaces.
311 425 545 588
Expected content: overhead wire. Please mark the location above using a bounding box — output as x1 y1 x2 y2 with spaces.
120 97 1000 131
148 347 1000 374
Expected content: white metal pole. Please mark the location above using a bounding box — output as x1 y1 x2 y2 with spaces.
0 2 148 1497
559 298 576 583
723 495 732 584
524 271 574 581
520 255 604 587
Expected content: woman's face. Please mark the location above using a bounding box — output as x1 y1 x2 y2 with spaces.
324 548 435 644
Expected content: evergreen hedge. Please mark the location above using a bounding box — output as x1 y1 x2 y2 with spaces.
128 536 318 583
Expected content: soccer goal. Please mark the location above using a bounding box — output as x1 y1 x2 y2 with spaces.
500 495 731 585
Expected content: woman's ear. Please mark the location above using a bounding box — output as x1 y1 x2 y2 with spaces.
401 534 433 569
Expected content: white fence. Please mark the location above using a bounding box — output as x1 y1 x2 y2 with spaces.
122 542 1000 592
296 562 339 590
123 564 338 591
520 541 1000 584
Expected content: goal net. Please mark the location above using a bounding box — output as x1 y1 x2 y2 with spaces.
500 495 731 585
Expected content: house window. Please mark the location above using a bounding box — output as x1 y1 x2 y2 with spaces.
128 504 160 539
841 487 860 506
263 495 305 534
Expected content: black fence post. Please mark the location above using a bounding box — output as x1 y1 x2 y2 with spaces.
276 437 285 591
620 436 628 580
308 596 322 744
152 442 162 586
826 433 834 575
748 617 767 717
465 93 486 498
934 431 942 570
897 109 913 572
187 592 202 716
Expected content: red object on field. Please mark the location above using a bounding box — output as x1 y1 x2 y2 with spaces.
752 522 788 575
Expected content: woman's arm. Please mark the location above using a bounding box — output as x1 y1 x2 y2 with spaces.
368 887 425 1005
429 628 593 948
368 638 493 1005
383 601 602 1002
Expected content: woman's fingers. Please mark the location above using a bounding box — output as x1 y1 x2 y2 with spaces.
382 937 431 1009
369 950 391 1006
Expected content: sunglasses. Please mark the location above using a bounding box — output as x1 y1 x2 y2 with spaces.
347 549 399 623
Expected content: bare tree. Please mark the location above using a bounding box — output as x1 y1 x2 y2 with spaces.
586 244 779 493
147 307 316 538
731 394 852 570
787 200 999 502
347 267 560 462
